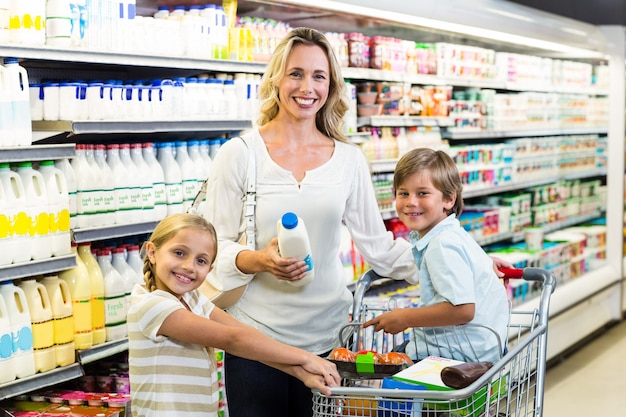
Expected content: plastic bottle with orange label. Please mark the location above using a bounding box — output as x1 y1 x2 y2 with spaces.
18 278 56 373
41 275 75 367
77 241 106 346
59 242 93 350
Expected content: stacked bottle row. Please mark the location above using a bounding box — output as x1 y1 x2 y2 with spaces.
28 73 261 123
0 160 71 266
65 139 216 231
0 241 144 384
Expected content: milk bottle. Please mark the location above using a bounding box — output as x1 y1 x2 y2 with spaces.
3 58 32 146
277 212 314 287
16 161 52 260
85 144 109 226
98 248 128 342
0 292 17 383
130 143 156 221
142 142 167 220
0 63 15 146
17 278 55 373
8 0 46 45
0 178 16 266
156 142 184 215
106 144 134 225
0 162 29 263
0 281 36 378
111 247 136 309
198 139 214 179
125 244 144 283
41 275 75 367
54 158 78 230
77 241 106 346
38 160 71 257
71 144 98 229
94 144 116 226
175 140 198 213
119 143 143 223
58 242 93 350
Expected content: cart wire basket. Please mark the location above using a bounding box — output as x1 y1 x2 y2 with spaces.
313 267 556 417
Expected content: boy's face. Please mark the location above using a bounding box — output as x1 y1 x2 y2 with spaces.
395 171 455 237
146 228 215 299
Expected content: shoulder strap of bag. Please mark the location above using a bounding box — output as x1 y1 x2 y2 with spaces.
187 136 256 250
240 136 256 250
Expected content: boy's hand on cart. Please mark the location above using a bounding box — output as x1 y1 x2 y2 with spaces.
490 256 513 278
362 309 410 334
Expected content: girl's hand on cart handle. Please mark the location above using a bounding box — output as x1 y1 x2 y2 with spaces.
491 256 513 278
296 357 341 395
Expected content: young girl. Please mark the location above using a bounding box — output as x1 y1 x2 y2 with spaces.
363 148 509 364
127 213 340 417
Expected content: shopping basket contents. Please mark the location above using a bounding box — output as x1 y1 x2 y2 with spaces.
328 346 413 380
313 267 556 417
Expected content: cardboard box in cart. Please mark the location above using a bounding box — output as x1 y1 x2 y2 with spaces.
392 356 508 417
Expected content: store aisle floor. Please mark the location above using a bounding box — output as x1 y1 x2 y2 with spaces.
543 318 626 415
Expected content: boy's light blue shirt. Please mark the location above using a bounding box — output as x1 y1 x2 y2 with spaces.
408 214 509 363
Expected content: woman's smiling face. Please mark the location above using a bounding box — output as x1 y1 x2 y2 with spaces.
146 227 215 298
277 43 330 121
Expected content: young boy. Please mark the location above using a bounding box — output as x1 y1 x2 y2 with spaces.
363 148 509 363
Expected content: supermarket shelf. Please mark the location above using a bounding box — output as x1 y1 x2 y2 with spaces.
77 339 129 365
0 364 83 402
0 339 129 401
358 116 450 128
72 221 159 243
0 255 76 282
442 126 608 140
0 43 267 73
32 119 253 135
0 144 75 162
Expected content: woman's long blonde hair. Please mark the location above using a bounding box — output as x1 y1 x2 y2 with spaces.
256 27 349 143
142 213 218 292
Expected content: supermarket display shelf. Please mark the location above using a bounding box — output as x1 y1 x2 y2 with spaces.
0 43 267 74
0 339 128 402
0 255 76 282
358 116 452 128
32 120 253 135
442 126 608 140
71 221 160 244
0 144 75 162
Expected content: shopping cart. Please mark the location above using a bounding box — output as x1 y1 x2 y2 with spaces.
313 267 556 417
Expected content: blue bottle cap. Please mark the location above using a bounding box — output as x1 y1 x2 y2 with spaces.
281 212 298 229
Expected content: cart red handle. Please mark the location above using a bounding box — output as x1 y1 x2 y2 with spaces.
498 267 524 279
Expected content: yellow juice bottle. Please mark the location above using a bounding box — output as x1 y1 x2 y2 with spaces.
77 242 106 346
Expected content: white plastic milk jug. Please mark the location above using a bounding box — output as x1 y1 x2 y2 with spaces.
38 160 71 257
0 281 36 378
16 161 52 260
18 278 56 373
3 58 32 146
277 212 314 287
0 292 17 383
0 162 31 263
98 248 128 342
0 178 17 266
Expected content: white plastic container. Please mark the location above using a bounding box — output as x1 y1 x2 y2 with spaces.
277 212 314 287
0 281 36 379
0 162 29 263
42 82 60 121
28 83 43 121
40 275 75 367
84 144 110 226
130 143 156 221
119 143 143 222
175 141 198 212
58 242 93 350
77 242 106 346
16 161 52 260
0 65 15 145
0 177 16 266
156 142 184 215
58 82 81 120
142 142 167 220
0 292 17 383
106 144 135 225
46 0 72 47
71 143 98 229
125 244 144 282
18 278 56 373
38 160 71 257
54 158 78 230
98 248 128 342
111 247 137 308
8 0 46 45
93 144 116 226
3 58 32 146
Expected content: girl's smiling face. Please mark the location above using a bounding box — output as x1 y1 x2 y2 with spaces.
395 171 455 237
146 228 215 298
277 43 330 121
